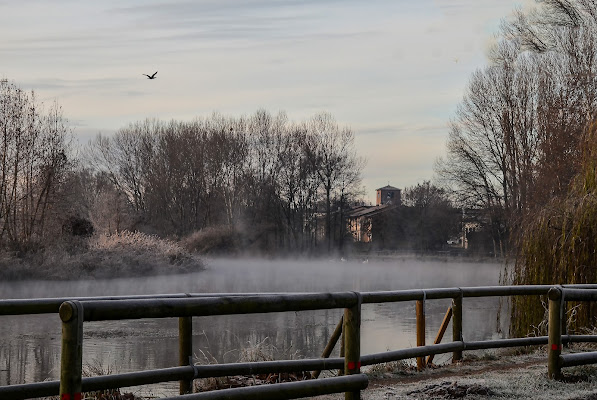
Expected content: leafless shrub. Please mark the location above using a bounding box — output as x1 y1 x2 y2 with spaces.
193 335 305 393
0 231 203 280
182 226 243 255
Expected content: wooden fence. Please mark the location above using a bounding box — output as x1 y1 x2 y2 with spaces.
547 286 597 379
2 284 597 399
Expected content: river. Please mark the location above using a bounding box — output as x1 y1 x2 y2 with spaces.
0 257 505 397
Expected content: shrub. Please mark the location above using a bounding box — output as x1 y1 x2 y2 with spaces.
182 226 244 255
0 231 203 281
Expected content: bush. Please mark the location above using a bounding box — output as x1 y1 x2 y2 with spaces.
182 226 244 255
0 231 204 281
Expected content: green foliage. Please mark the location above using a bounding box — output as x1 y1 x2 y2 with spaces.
511 122 597 335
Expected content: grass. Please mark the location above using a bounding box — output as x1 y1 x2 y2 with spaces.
193 335 308 393
81 359 142 400
365 360 412 377
38 359 142 400
35 346 597 399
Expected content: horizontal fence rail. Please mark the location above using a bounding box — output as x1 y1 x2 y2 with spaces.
0 292 315 315
77 292 359 321
4 284 597 398
560 352 597 368
3 284 597 315
361 342 464 366
560 288 597 301
360 284 597 303
192 358 345 378
0 380 60 400
0 366 358 400
159 374 369 400
564 335 597 343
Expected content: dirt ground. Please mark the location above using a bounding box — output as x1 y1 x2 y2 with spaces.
308 350 597 400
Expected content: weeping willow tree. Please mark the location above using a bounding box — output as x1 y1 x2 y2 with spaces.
510 121 597 335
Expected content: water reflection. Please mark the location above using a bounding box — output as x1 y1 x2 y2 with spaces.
0 257 503 395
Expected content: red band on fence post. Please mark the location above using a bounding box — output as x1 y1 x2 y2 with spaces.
60 393 81 400
551 344 562 351
347 361 361 370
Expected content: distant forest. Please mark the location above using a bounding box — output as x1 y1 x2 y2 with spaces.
84 110 367 254
0 77 464 262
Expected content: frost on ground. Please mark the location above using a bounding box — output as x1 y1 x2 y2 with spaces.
406 381 493 397
308 351 597 400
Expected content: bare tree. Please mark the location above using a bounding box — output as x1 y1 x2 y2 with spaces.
402 181 459 252
85 120 158 214
305 112 364 252
83 110 365 254
437 40 540 255
0 80 71 249
438 0 597 257
277 123 320 251
90 180 134 235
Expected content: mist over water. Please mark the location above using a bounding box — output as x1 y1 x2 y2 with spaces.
0 257 504 396
0 257 501 296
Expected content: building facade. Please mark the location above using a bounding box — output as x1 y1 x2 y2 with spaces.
376 185 401 206
348 185 402 243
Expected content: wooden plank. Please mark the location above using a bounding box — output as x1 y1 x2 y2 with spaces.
426 307 453 365
312 316 343 379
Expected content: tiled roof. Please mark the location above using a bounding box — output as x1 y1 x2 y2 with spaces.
347 203 395 218
376 185 400 191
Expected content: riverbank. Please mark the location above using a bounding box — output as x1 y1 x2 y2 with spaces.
109 350 597 399
0 231 204 281
360 250 505 265
312 350 597 399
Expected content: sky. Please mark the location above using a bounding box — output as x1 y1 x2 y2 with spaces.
1 0 531 204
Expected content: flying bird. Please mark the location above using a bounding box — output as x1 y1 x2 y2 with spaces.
142 71 158 79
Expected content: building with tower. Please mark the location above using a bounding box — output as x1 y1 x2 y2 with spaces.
347 185 401 242
376 185 401 206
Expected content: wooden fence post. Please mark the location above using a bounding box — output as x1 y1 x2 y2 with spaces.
179 316 193 394
548 287 562 379
59 300 84 400
452 293 463 363
562 298 569 349
343 293 361 400
339 325 345 376
416 299 426 370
